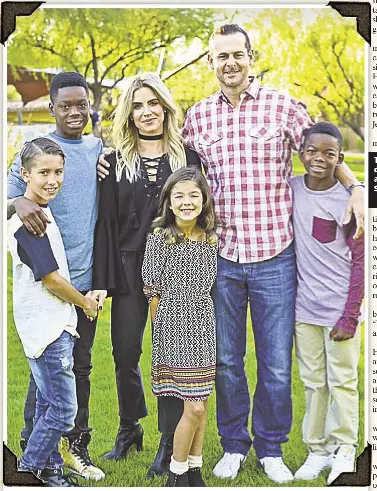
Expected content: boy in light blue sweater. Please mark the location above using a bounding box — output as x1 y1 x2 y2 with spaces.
7 72 106 481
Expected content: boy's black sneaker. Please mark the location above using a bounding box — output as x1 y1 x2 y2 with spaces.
20 439 28 453
38 469 81 487
187 467 207 487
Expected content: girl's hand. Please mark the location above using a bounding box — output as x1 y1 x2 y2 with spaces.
150 296 159 322
329 326 354 342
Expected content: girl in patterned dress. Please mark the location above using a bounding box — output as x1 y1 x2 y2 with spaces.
142 167 217 487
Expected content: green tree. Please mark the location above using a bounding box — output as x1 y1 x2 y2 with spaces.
243 8 364 140
161 38 215 118
7 8 216 109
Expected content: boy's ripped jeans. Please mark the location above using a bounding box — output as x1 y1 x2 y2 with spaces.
18 331 77 473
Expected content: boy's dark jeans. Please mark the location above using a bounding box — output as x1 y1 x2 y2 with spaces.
68 303 98 437
21 296 98 442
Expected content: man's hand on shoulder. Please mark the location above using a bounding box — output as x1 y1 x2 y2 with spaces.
97 148 113 181
13 197 50 237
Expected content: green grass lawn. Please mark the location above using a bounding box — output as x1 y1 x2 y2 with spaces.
6 157 365 487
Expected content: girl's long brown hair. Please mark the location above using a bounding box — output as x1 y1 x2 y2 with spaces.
151 167 217 245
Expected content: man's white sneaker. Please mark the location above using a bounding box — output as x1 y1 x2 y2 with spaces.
213 452 246 479
259 457 294 483
294 453 331 480
327 445 356 485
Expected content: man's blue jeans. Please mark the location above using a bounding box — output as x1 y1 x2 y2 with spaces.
213 244 296 459
19 331 77 472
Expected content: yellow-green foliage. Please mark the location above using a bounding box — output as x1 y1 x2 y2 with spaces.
7 125 23 170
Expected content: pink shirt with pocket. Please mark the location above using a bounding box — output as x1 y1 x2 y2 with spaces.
290 175 364 334
182 77 312 263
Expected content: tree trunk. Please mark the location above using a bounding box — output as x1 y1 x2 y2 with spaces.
348 122 364 142
90 83 103 111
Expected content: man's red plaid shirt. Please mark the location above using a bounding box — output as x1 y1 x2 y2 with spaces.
182 77 313 263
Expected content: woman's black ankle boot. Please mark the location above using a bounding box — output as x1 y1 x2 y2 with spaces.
147 433 174 478
102 421 143 460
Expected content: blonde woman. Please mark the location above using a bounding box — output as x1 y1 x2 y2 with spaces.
92 73 201 470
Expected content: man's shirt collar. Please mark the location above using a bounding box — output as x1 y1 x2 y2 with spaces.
217 76 260 105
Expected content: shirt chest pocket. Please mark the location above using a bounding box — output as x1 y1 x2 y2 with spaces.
249 125 282 149
248 125 284 177
312 216 337 244
249 125 281 139
197 132 224 167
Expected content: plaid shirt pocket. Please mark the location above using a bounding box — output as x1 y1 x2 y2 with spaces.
248 125 283 177
249 125 281 140
198 132 224 168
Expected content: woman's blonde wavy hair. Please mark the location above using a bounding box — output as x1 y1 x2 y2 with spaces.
151 167 217 246
111 73 186 182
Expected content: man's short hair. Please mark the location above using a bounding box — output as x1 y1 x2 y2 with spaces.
50 72 89 102
209 24 252 54
20 137 65 172
301 122 343 150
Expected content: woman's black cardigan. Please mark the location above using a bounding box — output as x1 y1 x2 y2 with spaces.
92 147 201 296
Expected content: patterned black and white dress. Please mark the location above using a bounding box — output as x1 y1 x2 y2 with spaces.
142 230 217 401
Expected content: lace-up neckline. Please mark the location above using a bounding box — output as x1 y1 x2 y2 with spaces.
141 155 165 182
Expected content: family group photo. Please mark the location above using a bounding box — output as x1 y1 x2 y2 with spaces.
5 5 366 488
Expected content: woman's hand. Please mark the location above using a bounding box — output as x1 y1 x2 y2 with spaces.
88 290 108 311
